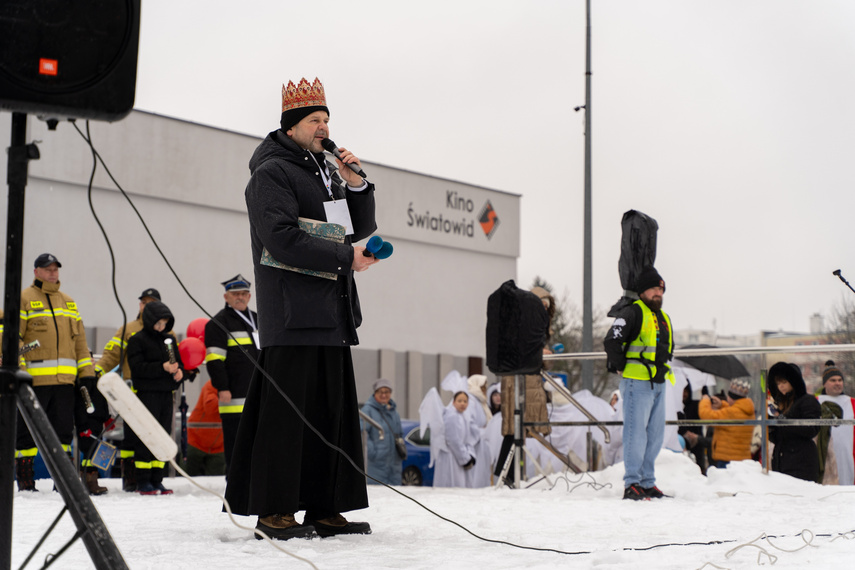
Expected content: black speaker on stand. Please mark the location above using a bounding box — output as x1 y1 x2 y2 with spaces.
0 0 141 121
485 280 549 488
1 2 140 568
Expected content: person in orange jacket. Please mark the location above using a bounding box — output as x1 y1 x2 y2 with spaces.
698 378 755 468
184 380 226 476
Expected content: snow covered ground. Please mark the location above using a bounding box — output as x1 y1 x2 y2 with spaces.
11 452 855 569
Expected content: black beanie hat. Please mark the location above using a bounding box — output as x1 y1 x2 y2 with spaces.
280 105 329 132
822 360 844 384
636 266 665 294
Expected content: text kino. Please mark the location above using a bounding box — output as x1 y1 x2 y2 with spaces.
447 191 474 212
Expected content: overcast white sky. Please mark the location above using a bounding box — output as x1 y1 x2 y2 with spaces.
134 0 855 337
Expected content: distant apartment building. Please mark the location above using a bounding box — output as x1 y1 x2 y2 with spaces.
761 313 853 394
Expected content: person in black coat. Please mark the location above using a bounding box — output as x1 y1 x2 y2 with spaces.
678 384 711 475
767 362 821 482
127 301 185 495
224 78 378 541
204 274 259 470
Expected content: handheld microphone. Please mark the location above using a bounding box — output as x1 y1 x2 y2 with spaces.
833 269 855 295
164 338 176 364
321 138 367 178
80 385 95 414
362 235 394 259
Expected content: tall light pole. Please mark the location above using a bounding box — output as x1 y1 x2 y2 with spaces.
581 0 594 390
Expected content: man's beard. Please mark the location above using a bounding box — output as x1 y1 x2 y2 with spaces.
644 297 663 311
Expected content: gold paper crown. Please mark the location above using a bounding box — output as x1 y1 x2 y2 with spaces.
282 77 327 112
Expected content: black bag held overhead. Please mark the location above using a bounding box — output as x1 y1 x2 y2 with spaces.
485 280 549 375
608 209 659 317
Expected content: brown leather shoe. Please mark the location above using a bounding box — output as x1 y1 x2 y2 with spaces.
255 514 315 541
304 514 371 538
85 470 108 495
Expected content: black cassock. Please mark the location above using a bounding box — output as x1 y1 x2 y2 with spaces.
224 346 368 518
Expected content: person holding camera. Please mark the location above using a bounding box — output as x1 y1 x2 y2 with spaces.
360 379 404 486
698 379 755 469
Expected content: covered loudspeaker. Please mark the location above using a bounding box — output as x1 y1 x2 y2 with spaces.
0 0 141 121
608 209 659 317
486 280 549 375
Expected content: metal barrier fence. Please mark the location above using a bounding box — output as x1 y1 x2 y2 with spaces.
533 343 855 474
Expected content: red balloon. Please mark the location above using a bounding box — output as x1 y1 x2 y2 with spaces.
186 317 209 343
179 337 206 370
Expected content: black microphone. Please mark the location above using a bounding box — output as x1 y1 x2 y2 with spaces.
321 138 367 178
833 269 855 295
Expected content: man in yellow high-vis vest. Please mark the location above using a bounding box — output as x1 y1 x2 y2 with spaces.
604 266 674 501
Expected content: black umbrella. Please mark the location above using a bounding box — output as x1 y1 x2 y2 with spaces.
676 344 750 380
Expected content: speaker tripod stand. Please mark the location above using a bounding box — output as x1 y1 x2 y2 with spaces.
493 374 559 489
1 112 127 570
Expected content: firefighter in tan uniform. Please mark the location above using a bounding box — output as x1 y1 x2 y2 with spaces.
93 287 162 491
16 253 96 491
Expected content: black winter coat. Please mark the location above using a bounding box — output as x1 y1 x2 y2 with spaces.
127 301 185 392
768 362 821 482
245 130 377 347
204 304 258 398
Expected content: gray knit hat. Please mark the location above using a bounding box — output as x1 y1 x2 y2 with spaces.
728 378 750 398
822 360 844 384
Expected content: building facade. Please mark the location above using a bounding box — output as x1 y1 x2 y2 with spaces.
0 111 520 417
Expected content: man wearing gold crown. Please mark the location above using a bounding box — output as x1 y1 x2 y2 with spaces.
224 77 378 540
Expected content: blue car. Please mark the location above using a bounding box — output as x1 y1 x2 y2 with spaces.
400 419 434 486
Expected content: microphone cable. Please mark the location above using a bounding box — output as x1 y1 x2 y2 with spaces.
72 119 598 558
73 120 855 564
79 120 130 372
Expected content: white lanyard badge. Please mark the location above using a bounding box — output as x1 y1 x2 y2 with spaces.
311 152 354 235
232 308 259 348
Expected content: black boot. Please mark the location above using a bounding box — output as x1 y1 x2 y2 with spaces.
303 513 371 538
150 466 173 495
121 458 137 492
136 467 157 495
16 457 37 492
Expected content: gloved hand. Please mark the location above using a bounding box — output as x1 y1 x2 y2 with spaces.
463 456 476 470
78 376 97 391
